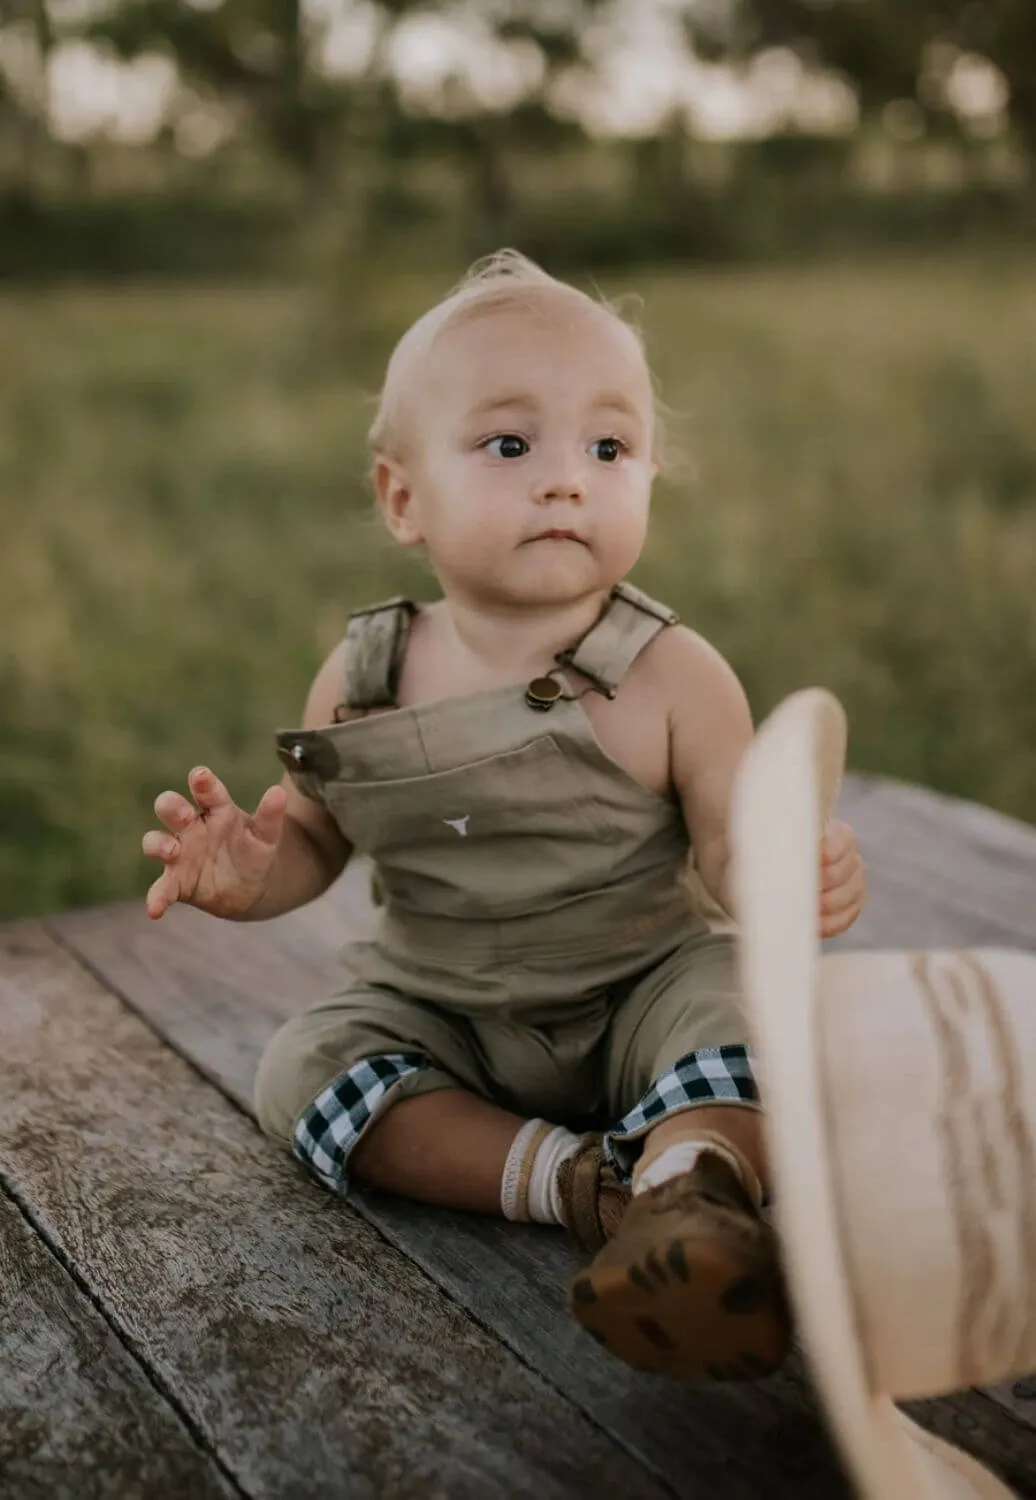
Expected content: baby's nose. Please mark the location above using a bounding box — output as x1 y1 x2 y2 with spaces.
535 470 586 503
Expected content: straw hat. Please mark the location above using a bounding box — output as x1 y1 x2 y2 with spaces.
730 687 1036 1500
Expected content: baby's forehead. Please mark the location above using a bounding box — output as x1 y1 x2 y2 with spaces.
442 291 640 357
430 296 652 405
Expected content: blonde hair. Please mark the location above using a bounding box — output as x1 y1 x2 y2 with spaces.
368 248 668 464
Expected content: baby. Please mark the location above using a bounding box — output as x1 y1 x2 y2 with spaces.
142 250 866 1383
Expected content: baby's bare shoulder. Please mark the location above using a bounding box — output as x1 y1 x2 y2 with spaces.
636 622 744 703
301 637 352 727
635 624 753 765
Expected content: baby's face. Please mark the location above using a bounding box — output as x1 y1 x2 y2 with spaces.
390 298 656 609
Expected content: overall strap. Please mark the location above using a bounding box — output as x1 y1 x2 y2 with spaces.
342 597 417 710
557 581 679 699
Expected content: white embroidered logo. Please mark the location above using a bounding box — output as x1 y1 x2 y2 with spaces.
442 816 471 837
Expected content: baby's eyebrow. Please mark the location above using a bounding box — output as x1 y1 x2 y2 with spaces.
591 391 643 421
468 393 539 419
466 390 644 421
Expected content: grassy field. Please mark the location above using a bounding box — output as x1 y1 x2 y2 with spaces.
4 254 1036 920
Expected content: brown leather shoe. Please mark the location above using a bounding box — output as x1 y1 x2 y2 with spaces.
556 1133 631 1254
567 1149 791 1381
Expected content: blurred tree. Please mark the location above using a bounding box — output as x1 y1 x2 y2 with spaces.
445 1 614 247
78 0 623 238
80 0 349 187
0 0 57 205
682 1 1032 150
381 0 619 253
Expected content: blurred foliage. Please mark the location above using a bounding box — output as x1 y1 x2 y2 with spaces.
2 2 1035 923
0 145 1032 279
2 257 1036 918
686 0 1036 149
0 190 295 276
0 0 1033 278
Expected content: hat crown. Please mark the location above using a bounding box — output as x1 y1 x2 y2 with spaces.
732 687 1036 1407
823 944 1036 1399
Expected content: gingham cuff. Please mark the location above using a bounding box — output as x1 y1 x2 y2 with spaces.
603 1045 760 1183
291 1052 430 1195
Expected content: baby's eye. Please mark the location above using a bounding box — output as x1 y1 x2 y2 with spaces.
590 437 626 463
483 434 529 459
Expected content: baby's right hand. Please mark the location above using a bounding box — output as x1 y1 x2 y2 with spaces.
142 766 287 920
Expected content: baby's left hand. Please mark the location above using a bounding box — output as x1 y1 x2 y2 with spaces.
819 819 867 939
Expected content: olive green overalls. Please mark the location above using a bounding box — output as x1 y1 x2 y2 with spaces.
252 581 760 1196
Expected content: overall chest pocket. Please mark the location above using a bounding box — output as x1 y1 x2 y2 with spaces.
324 736 606 861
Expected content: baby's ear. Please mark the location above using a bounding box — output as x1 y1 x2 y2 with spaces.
373 454 423 546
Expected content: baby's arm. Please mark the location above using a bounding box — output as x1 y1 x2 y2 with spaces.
238 639 354 920
658 627 755 919
661 629 867 938
143 639 353 922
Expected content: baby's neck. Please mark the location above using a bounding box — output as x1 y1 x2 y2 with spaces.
430 590 608 686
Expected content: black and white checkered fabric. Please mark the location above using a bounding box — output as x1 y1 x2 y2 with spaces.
603 1044 760 1182
292 1052 429 1195
292 1042 759 1195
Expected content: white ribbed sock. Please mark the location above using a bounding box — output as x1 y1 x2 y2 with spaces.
500 1119 581 1225
633 1139 747 1197
529 1125 582 1224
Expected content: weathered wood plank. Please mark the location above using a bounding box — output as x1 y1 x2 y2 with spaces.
0 922 677 1500
49 772 1036 1494
47 902 863 1498
834 775 1036 950
0 1186 237 1500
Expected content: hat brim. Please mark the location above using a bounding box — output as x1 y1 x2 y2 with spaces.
730 689 1015 1500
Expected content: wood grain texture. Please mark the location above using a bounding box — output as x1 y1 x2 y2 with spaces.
0 923 675 1500
49 772 1036 1495
0 1187 237 1500
833 774 1036 951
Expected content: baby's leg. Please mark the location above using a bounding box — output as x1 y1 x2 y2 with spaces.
568 931 787 1381
349 1088 525 1214
603 932 766 1192
253 981 569 1217
634 1101 768 1200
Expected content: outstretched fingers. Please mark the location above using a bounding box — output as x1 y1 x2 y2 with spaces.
249 784 287 845
146 867 181 920
141 823 182 920
153 767 231 833
153 788 196 832
186 766 232 815
141 829 180 862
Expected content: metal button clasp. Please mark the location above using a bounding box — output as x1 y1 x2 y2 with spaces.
525 675 564 712
274 731 340 780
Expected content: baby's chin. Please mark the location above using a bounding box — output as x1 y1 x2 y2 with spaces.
506 543 609 595
431 539 623 608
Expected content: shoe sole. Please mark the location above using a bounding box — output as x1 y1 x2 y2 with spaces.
568 1227 790 1381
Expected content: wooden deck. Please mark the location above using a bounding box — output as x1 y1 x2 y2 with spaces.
4 770 1036 1499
